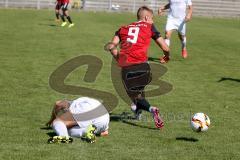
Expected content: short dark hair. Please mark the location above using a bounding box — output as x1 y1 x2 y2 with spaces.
137 6 153 20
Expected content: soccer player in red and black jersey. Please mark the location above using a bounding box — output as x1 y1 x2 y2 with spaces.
61 0 74 28
55 0 63 22
55 0 74 28
105 6 170 129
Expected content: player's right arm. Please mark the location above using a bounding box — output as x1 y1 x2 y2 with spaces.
104 31 120 59
158 3 170 15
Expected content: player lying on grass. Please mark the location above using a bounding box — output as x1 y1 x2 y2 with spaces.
105 6 170 129
46 97 109 143
158 0 193 61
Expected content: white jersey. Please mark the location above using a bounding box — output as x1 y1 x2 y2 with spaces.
168 0 192 20
69 97 109 134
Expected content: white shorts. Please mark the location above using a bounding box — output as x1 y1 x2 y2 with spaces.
69 97 110 134
166 18 186 35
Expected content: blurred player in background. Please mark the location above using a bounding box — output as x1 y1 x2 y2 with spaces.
46 97 109 143
158 0 193 62
105 6 170 129
55 0 75 28
61 0 75 28
55 0 63 22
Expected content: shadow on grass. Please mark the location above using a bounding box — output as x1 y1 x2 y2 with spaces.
46 132 57 137
122 120 159 130
110 112 133 121
218 77 240 83
148 57 160 63
40 126 52 130
176 137 199 142
148 56 185 63
40 126 56 137
110 112 159 130
40 126 57 138
38 23 58 27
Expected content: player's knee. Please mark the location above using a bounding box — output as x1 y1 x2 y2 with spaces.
62 8 68 13
178 34 185 41
129 93 141 102
52 118 62 125
136 94 144 99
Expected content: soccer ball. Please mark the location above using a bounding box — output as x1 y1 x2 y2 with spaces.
191 113 210 132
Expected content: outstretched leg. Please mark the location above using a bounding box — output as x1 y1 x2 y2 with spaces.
160 30 173 64
55 2 62 22
178 32 188 58
62 3 74 28
122 63 164 128
178 21 188 58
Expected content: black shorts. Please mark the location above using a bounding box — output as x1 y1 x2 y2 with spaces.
61 2 69 11
55 2 62 10
121 63 152 97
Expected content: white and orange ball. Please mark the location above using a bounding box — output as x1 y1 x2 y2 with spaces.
191 113 210 132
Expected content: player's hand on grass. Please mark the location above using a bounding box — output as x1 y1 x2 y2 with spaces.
100 130 109 137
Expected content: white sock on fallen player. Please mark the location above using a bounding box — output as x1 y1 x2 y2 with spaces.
52 120 69 137
68 126 87 138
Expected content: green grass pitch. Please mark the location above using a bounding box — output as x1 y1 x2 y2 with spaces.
0 9 240 160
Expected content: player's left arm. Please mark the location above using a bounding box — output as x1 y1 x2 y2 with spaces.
151 25 170 57
155 37 170 57
185 1 193 22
